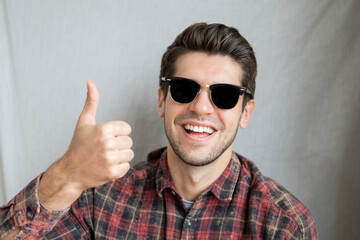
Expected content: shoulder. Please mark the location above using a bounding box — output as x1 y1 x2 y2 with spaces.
236 154 318 239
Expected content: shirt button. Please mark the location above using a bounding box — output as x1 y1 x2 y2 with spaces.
186 220 191 227
26 207 34 220
171 190 176 196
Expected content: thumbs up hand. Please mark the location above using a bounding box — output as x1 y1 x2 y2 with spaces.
38 81 134 210
64 80 133 189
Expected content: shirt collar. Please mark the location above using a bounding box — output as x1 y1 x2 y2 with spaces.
155 149 175 197
152 148 241 201
207 153 241 201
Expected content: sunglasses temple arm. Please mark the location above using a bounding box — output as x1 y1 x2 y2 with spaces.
241 87 252 95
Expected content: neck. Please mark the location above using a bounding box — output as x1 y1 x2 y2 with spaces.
166 145 233 202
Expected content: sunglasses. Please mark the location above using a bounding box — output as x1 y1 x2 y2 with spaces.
161 76 252 110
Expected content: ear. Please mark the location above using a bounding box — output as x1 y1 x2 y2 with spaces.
239 99 255 129
158 88 165 118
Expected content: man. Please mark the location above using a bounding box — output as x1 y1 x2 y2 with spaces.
0 23 317 239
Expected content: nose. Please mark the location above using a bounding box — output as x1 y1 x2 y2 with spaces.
188 87 215 115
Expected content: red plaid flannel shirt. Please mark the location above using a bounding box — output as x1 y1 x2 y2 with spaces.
0 147 318 239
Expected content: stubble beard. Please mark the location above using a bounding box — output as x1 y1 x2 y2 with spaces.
164 114 240 167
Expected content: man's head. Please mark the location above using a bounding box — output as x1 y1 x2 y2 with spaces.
159 22 257 110
158 23 257 167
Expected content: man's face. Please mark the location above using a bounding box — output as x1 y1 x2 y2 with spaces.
158 52 254 166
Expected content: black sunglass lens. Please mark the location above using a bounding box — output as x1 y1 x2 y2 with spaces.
170 79 199 103
211 85 239 109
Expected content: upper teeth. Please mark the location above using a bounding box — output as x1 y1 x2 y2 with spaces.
184 124 214 134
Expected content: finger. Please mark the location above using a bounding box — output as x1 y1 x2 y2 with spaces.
112 162 131 179
77 80 99 127
100 136 133 151
101 162 131 181
103 148 134 161
114 136 133 150
112 149 134 164
107 121 132 136
102 149 134 165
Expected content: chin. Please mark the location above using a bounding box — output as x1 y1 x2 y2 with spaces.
174 149 220 167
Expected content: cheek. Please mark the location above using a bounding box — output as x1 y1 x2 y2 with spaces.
163 101 179 125
221 112 242 130
164 98 186 117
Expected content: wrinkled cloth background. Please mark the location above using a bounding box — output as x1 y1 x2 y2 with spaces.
0 0 359 239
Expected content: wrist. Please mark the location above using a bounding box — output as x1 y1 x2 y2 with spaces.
38 160 83 210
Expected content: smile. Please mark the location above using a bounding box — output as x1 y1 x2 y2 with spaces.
184 124 215 135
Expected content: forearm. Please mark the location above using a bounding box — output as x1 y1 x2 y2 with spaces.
38 157 83 211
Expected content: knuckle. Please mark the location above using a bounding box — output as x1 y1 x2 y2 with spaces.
106 167 118 179
96 123 105 130
102 138 115 150
97 123 110 137
101 152 113 165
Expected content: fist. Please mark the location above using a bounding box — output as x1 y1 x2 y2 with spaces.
59 80 134 191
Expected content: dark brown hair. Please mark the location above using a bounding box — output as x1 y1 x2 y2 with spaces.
159 22 257 108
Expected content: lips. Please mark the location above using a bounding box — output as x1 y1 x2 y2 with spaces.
184 124 214 135
181 123 216 142
174 115 220 142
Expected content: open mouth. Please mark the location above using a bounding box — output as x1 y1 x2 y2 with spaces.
183 124 215 137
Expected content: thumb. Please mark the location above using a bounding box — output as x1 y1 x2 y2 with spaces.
77 80 99 127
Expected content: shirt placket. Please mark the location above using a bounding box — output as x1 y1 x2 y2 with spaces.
179 195 208 240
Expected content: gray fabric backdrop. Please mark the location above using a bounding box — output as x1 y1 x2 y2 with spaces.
1 0 359 239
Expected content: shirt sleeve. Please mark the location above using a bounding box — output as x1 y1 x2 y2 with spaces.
0 175 68 239
292 203 319 240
